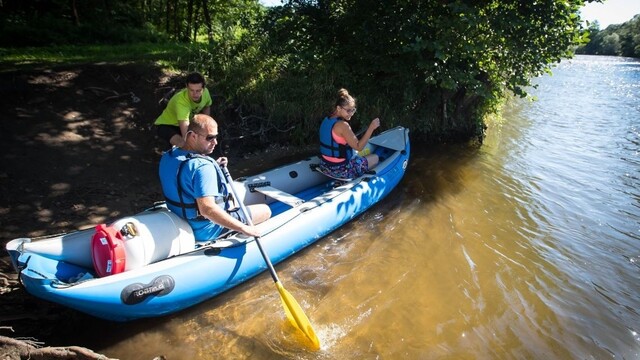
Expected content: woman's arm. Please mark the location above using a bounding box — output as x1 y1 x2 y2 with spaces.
336 118 380 151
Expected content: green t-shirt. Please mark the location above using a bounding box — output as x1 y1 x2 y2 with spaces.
154 88 213 126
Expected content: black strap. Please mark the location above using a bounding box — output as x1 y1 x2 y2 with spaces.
176 158 195 219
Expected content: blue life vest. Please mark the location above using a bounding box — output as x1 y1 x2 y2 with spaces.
162 149 231 220
319 117 352 163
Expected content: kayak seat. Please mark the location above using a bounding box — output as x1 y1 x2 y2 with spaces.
249 184 304 208
309 163 352 181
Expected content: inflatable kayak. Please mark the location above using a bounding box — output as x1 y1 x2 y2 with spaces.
6 126 410 321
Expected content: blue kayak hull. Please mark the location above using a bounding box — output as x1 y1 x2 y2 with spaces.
7 127 410 321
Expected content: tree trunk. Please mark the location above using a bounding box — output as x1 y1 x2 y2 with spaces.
103 0 112 21
141 0 147 23
192 0 201 41
165 0 170 34
71 0 80 26
186 0 194 42
173 0 180 39
201 0 214 44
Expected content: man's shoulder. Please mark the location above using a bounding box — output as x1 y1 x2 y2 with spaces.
184 154 217 173
188 153 215 164
202 88 213 105
161 148 198 162
172 89 190 104
160 150 216 176
172 87 188 97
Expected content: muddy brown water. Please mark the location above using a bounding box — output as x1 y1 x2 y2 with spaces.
8 55 640 359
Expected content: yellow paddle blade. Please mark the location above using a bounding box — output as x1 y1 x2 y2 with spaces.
276 281 321 350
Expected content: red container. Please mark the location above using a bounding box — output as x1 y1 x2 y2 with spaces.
91 224 126 277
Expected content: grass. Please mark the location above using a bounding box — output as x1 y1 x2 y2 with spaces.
0 42 192 71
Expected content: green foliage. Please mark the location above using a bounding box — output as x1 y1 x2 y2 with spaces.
576 15 640 57
0 0 160 47
253 0 590 142
0 0 596 145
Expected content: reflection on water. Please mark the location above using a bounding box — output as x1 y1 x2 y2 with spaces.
93 55 640 359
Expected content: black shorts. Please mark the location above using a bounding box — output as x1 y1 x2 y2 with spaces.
156 125 181 144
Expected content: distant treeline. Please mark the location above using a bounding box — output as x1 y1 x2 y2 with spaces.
0 0 597 144
577 15 640 57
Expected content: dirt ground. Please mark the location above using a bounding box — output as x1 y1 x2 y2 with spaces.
0 62 305 358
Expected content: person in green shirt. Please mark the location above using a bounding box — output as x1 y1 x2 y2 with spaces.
154 72 213 148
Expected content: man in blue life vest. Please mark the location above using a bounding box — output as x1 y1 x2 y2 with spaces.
158 114 271 240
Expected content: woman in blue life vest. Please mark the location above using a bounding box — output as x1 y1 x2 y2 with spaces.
319 88 381 179
159 114 271 241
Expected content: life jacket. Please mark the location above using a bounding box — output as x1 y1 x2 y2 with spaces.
163 149 231 220
319 117 352 164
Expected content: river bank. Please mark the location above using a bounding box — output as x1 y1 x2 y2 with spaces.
0 62 311 358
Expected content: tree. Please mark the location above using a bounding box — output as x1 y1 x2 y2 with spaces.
602 33 622 55
260 0 591 141
576 14 640 57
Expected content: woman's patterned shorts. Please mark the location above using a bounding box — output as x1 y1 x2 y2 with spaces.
318 156 369 180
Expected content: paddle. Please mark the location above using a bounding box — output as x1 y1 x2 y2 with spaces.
220 165 321 350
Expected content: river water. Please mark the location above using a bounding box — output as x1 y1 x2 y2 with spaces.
76 55 639 359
